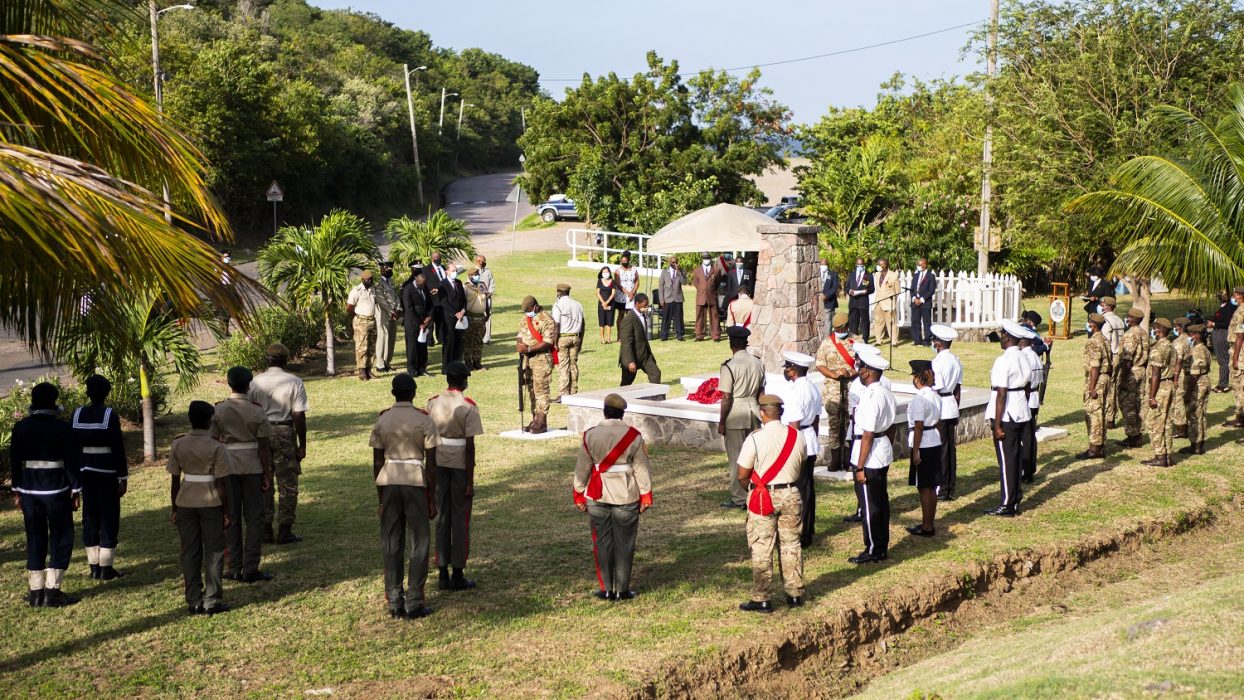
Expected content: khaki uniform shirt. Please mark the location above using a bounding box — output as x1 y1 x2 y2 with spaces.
426 390 484 469
552 295 585 334
727 296 754 326
375 277 401 317
719 349 765 429
1084 332 1112 379
1121 325 1150 374
1102 311 1125 354
167 429 228 508
1189 343 1212 378
574 419 652 505
347 283 377 317
519 311 556 350
248 367 310 422
210 394 271 475
1229 306 1244 345
1172 335 1190 383
814 335 854 405
369 402 440 487
1150 337 1175 381
737 420 806 486
465 283 488 315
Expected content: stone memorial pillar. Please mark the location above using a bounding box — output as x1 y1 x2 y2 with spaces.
749 223 822 373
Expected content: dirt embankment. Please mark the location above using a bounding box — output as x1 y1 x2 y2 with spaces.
626 495 1243 699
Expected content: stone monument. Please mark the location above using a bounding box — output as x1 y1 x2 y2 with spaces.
750 223 822 372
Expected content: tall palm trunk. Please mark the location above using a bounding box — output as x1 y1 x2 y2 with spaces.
140 361 156 462
324 310 336 376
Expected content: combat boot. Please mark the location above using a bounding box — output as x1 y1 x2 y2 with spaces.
276 525 303 544
1173 425 1188 438
99 566 124 581
1178 443 1198 455
1115 434 1142 448
25 589 44 607
1224 414 1244 428
1197 441 1206 455
1074 444 1103 460
42 588 78 608
89 564 101 580
529 413 547 435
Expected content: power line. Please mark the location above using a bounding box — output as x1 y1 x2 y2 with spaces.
540 19 986 83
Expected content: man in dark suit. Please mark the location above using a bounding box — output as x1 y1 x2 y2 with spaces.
820 258 839 337
692 254 721 342
909 257 937 346
657 259 686 341
402 266 432 376
1084 268 1112 314
845 257 875 341
427 252 448 345
439 264 467 367
619 294 661 386
724 257 753 305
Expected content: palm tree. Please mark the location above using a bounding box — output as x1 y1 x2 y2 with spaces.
385 210 477 268
1 0 261 352
1068 85 1244 298
56 289 211 461
258 210 379 376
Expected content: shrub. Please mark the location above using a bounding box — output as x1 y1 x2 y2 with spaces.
218 306 322 371
0 375 87 487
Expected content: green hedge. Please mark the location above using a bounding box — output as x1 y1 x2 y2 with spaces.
217 306 322 371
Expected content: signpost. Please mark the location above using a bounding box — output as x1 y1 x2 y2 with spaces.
266 180 284 236
510 154 526 254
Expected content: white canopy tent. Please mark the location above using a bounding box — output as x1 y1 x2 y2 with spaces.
647 203 775 254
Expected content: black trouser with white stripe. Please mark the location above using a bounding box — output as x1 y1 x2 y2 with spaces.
797 455 817 548
1020 411 1039 480
855 467 890 556
993 420 1024 508
936 418 958 497
81 471 121 549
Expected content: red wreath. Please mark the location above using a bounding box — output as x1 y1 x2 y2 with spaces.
687 377 722 404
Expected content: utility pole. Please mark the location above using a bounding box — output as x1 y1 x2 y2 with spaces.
149 2 193 224
439 88 458 136
454 102 474 172
404 64 427 206
977 0 999 276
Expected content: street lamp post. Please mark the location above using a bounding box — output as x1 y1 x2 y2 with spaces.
149 2 194 224
438 88 458 136
403 64 427 207
454 102 475 171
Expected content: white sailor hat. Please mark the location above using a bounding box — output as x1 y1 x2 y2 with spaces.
859 353 889 371
782 351 815 368
852 342 878 356
930 324 958 342
1001 319 1030 339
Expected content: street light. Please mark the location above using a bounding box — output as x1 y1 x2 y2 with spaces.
438 89 458 136
149 1 194 223
453 102 476 172
403 64 427 206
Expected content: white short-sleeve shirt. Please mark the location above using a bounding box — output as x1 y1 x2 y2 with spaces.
780 377 822 458
1022 346 1043 410
851 382 896 469
552 295 585 334
987 346 1033 423
931 349 963 420
907 386 943 448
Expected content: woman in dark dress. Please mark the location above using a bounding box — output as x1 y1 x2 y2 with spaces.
595 266 616 344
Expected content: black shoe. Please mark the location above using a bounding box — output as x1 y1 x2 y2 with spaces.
983 506 1018 517
42 589 78 607
263 525 275 544
205 603 231 616
405 605 433 619
188 604 205 616
100 566 124 581
388 607 406 619
438 572 451 591
848 552 885 564
449 575 476 591
906 525 936 537
593 590 610 600
614 590 637 601
1021 475 1034 484
785 595 804 607
224 571 242 582
276 527 303 544
25 589 44 607
738 600 773 613
89 564 101 580
936 493 955 502
720 501 744 509
240 571 274 583
842 512 863 523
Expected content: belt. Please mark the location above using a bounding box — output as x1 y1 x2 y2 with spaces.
226 441 259 451
23 460 64 470
182 474 216 483
81 467 118 474
269 420 294 426
938 390 955 397
355 313 375 319
82 446 112 455
752 482 797 491
595 463 630 473
799 423 815 430
386 458 424 466
440 438 467 447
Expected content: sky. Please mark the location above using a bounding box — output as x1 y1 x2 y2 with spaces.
311 0 988 124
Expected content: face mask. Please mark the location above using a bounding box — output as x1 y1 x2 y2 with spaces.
856 265 865 272
1085 322 1093 334
1090 275 1099 283
363 280 373 289
835 331 848 339
621 261 630 267
382 270 393 279
819 265 827 273
470 275 480 284
1234 298 1240 306
602 272 611 279
525 311 536 318
918 266 926 273
735 262 743 269
702 260 711 266
1150 330 1157 340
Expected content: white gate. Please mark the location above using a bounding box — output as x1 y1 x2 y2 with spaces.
884 270 1024 329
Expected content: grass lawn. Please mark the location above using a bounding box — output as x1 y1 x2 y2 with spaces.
2 251 1243 697
514 212 557 231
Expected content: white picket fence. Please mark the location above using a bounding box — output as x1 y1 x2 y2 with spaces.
877 270 1024 330
565 228 663 275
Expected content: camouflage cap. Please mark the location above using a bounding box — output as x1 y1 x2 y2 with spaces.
1127 308 1145 320
758 393 784 407
521 295 538 312
1173 317 1190 327
1187 323 1206 334
603 393 627 411
1152 317 1173 330
832 312 849 327
1088 313 1105 325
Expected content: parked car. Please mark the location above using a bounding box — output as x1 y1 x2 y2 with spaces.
537 194 579 223
763 203 808 224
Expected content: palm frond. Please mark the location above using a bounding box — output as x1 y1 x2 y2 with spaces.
258 209 379 311
384 211 476 268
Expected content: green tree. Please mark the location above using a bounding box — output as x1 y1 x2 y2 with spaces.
258 210 379 375
1 0 256 352
384 211 476 268
1068 86 1244 301
55 290 209 461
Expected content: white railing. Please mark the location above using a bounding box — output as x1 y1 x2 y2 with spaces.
565 228 665 275
873 270 1023 330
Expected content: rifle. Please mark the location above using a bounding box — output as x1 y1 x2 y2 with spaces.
1039 340 1054 405
517 353 527 432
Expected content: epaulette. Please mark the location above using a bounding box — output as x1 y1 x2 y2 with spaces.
173 433 187 440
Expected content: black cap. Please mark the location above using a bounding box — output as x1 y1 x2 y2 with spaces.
444 361 472 378
188 400 215 425
1022 310 1043 326
227 366 253 389
391 373 417 393
909 359 933 374
725 326 751 341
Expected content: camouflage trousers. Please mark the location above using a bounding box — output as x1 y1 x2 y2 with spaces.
746 487 804 601
556 334 581 398
1084 375 1111 447
1233 365 1244 416
1146 381 1174 458
823 396 846 450
524 354 552 416
1187 376 1210 444
1117 370 1145 437
1105 367 1119 426
463 313 486 368
353 315 376 373
263 425 301 528
1170 374 1187 428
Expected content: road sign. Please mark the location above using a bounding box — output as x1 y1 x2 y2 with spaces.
505 185 521 204
266 181 284 202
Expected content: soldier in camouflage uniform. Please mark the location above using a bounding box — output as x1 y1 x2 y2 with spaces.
1077 314 1112 460
1169 318 1191 438
462 270 489 370
1115 308 1149 448
248 344 309 544
1180 324 1212 455
814 312 856 470
1143 318 1176 467
1226 286 1244 430
736 394 807 613
516 295 556 434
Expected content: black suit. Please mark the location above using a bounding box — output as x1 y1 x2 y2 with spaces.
618 310 660 386
439 278 466 367
821 270 839 335
1084 279 1112 314
428 264 448 344
909 269 938 346
845 269 875 341
724 267 753 302
402 281 431 374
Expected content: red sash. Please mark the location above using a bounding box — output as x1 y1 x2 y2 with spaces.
526 316 559 365
730 305 752 328
747 426 799 516
578 427 641 502
831 337 855 369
